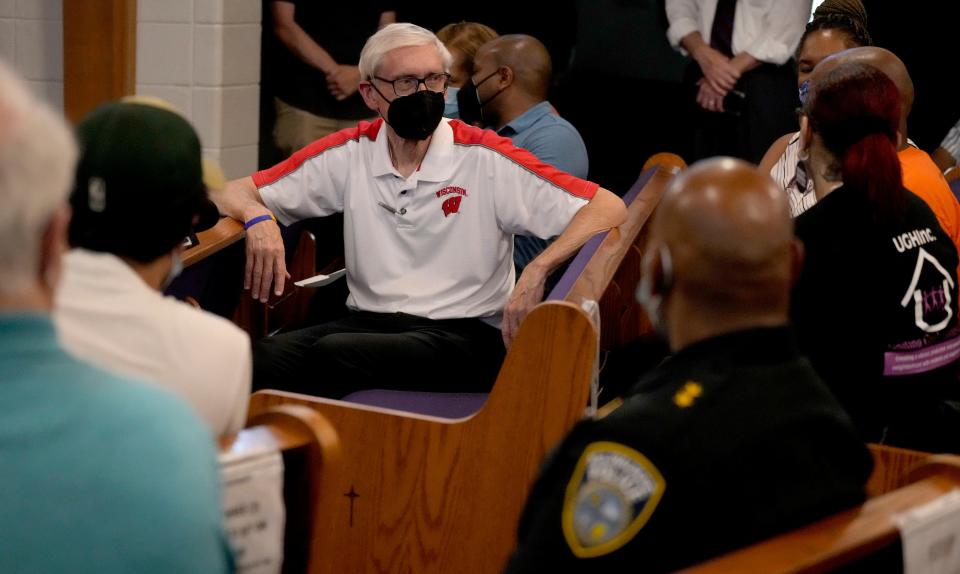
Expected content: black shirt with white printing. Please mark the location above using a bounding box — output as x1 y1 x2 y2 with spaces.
792 185 960 451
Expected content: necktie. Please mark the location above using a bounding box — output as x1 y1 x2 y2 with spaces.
710 0 737 57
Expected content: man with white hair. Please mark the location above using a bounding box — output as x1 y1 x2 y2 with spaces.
0 62 231 572
213 23 627 397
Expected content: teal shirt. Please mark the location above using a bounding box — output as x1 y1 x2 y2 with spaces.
0 314 233 573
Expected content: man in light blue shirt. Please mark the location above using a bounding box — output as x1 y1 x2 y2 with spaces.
466 34 590 271
0 62 232 573
497 100 589 180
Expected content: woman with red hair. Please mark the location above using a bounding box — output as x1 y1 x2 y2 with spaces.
791 62 960 452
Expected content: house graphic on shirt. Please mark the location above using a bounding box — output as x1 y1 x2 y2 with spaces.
900 247 955 333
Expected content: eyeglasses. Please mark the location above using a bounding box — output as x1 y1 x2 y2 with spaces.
373 73 450 97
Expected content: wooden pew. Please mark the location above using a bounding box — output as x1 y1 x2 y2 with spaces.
680 455 960 573
643 152 687 175
220 405 340 573
170 217 330 338
247 300 597 573
183 217 245 268
866 443 931 497
548 163 674 350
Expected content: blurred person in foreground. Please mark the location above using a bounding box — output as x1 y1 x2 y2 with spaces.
0 62 232 573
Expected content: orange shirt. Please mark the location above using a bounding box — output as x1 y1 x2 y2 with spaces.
900 146 960 265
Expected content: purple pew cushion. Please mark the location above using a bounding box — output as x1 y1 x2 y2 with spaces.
341 389 488 418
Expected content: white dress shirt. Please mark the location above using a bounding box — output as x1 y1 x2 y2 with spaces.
666 0 813 65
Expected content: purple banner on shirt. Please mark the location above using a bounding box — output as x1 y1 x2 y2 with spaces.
884 335 960 376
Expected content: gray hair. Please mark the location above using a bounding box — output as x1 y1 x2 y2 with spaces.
358 23 453 80
0 60 77 295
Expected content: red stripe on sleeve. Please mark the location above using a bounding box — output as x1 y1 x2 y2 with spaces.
448 119 599 200
251 119 384 188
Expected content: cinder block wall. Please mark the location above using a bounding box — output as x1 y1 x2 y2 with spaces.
0 0 64 110
1 0 262 179
136 0 261 178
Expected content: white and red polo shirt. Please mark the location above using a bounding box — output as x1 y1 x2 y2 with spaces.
252 118 598 321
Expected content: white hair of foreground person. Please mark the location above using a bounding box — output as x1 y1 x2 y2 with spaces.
0 60 77 296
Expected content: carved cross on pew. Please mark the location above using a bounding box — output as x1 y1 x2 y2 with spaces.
344 486 360 527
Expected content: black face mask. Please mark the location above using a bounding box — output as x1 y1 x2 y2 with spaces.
457 81 483 126
382 90 445 140
456 70 503 127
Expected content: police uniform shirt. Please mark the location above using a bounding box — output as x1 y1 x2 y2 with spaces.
792 185 960 450
505 327 872 573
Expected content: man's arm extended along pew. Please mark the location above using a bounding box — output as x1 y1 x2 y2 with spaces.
549 161 674 350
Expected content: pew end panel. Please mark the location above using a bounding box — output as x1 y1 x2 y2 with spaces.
221 405 340 574
246 300 597 573
866 443 931 498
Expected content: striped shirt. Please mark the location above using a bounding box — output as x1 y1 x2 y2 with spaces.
769 133 817 217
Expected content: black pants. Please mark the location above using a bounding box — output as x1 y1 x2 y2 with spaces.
685 61 798 164
252 311 506 398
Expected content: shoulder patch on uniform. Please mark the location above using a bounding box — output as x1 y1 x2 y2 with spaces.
561 441 666 558
673 380 703 408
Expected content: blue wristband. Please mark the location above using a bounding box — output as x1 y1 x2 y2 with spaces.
244 214 276 230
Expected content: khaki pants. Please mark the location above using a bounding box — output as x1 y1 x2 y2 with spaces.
273 97 372 157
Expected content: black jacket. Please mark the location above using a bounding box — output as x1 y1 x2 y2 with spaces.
505 327 872 573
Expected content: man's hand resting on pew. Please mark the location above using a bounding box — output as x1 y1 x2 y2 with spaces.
501 186 627 347
210 176 289 303
503 263 547 347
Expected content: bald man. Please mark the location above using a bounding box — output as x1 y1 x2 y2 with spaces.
770 46 960 254
505 158 871 573
818 47 960 257
461 34 589 272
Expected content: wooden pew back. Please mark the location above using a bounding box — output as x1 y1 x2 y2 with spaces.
220 405 340 573
246 300 597 573
548 166 673 350
866 443 931 497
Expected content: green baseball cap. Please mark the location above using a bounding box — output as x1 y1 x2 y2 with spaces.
69 99 221 263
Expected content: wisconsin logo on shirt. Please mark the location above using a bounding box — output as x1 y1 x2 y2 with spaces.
436 186 467 217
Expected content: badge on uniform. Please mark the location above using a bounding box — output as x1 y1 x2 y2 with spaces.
561 441 666 558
